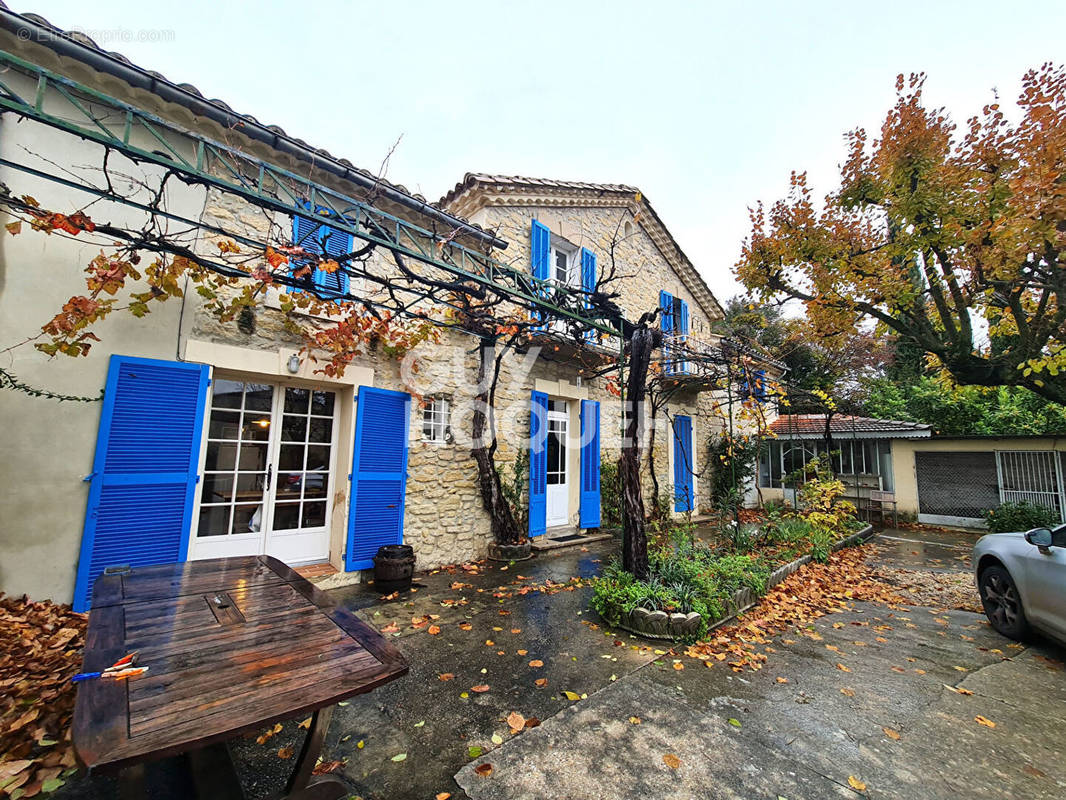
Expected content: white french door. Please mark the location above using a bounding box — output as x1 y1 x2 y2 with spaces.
546 400 569 527
191 380 337 565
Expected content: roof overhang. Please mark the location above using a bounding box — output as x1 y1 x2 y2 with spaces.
441 173 723 322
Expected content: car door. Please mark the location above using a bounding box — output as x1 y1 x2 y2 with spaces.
1022 524 1066 639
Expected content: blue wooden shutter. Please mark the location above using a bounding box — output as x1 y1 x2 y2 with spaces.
678 298 690 373
672 415 694 513
580 248 597 341
528 390 548 537
579 399 601 528
660 290 674 373
754 369 767 402
73 355 209 612
347 386 411 571
530 219 550 323
316 224 352 299
291 213 321 292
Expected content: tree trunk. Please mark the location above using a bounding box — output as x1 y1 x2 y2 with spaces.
471 345 523 545
621 327 655 579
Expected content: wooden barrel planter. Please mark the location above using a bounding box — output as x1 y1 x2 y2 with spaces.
372 544 415 593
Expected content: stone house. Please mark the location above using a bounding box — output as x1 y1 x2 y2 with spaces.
0 9 753 612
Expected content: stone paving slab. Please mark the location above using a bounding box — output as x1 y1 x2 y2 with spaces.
455 677 856 800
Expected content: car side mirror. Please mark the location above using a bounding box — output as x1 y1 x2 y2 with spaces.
1025 527 1054 550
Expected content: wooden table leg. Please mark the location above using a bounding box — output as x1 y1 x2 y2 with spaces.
284 706 333 795
119 763 145 800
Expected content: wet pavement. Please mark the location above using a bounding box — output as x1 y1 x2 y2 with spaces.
56 526 1066 800
869 526 981 572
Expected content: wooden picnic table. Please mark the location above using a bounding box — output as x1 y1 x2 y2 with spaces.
72 555 408 799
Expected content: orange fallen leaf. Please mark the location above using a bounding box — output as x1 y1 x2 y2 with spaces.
776 677 789 684
534 678 548 688
428 625 441 635
836 663 851 673
840 688 855 697
438 673 455 681
380 622 400 633
474 763 494 777
517 649 528 656
662 753 681 769
528 660 544 668
974 715 996 728
277 746 293 759
673 662 684 671
882 727 901 740
471 684 490 693
485 640 495 646
511 628 522 634
436 793 452 800
506 711 525 733
459 622 472 631
847 775 866 791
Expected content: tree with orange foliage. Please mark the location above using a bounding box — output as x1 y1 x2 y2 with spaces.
738 65 1066 404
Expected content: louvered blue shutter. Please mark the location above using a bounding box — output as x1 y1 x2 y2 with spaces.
347 386 411 571
580 248 597 341
73 355 209 612
316 224 352 299
672 415 694 513
579 400 601 528
660 291 674 374
528 390 548 537
678 299 690 373
754 369 767 402
291 213 322 292
530 220 550 323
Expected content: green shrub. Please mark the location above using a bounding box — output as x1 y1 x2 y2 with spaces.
984 500 1061 533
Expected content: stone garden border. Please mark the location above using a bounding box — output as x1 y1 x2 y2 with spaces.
611 524 876 641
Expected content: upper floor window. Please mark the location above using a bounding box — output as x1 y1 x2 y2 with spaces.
660 290 690 374
422 396 451 443
291 210 352 300
551 240 578 288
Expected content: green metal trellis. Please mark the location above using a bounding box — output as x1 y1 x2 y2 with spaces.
0 48 621 337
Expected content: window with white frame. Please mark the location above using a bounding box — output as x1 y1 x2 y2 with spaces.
422 396 450 443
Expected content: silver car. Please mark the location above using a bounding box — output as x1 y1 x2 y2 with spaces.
973 526 1066 646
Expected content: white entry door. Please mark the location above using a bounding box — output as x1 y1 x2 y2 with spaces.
546 400 569 527
192 380 337 565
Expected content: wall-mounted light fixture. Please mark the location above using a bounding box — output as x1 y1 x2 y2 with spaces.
287 354 301 374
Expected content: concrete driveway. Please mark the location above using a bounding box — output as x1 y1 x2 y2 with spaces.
57 529 1066 800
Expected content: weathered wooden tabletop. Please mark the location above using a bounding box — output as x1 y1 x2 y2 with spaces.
73 555 407 773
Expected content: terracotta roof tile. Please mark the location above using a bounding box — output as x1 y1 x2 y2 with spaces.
770 415 932 438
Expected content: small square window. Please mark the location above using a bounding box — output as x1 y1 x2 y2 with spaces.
422 396 450 443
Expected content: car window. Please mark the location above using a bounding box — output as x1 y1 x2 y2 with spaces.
1053 523 1066 548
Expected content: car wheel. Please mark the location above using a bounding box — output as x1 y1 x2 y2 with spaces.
978 565 1029 640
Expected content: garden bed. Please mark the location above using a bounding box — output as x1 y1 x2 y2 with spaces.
591 486 874 644
609 524 874 641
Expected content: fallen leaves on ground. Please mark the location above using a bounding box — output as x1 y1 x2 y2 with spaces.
974 715 996 728
662 753 681 769
0 593 87 797
312 758 345 774
506 712 525 734
684 546 903 673
436 793 452 800
882 727 901 740
474 763 494 777
438 673 455 681
470 684 490 693
870 561 980 613
256 722 284 745
847 775 867 791
277 746 293 759
534 678 548 688
427 625 441 635
528 660 543 668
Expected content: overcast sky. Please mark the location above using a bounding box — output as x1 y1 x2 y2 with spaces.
23 0 1066 304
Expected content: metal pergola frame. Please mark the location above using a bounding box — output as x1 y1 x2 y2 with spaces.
0 48 622 338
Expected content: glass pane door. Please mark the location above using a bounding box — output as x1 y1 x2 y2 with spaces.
193 381 337 564
273 388 335 532
197 381 274 554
